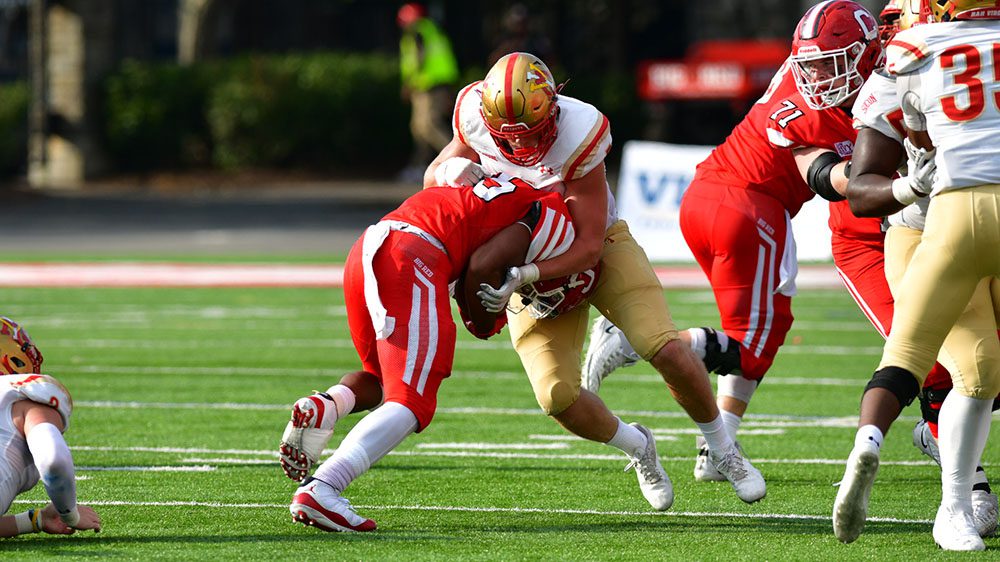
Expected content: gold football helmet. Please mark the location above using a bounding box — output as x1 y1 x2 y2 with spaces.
480 52 558 166
0 316 43 375
929 0 1000 20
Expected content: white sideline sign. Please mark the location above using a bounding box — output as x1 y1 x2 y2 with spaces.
615 140 833 263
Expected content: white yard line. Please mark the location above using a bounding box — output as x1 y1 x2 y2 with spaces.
69 444 946 467
7 498 933 525
60 365 874 387
0 263 845 289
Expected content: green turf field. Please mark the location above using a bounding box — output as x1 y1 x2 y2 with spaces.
3 284 996 560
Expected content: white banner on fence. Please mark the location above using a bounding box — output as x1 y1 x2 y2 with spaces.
615 140 832 263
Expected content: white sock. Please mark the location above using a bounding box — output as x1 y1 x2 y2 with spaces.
696 415 734 454
720 410 743 441
326 384 357 419
938 392 992 508
313 402 418 492
855 424 884 450
686 328 707 360
605 418 647 457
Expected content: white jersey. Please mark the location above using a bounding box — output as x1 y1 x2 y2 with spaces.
852 71 929 230
888 21 1000 194
453 82 617 228
0 381 40 514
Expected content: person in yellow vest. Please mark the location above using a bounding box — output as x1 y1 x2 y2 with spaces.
398 3 459 182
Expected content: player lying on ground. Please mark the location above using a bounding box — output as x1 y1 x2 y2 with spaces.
0 316 101 538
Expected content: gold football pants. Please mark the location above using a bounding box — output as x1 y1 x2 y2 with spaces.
880 185 1000 398
507 220 679 414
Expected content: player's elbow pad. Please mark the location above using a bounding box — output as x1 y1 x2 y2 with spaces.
806 151 846 202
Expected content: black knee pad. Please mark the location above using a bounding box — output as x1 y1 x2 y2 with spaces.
865 366 920 407
918 387 950 425
703 327 741 375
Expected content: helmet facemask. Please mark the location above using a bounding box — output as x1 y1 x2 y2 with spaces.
0 317 43 375
482 106 558 167
791 42 869 110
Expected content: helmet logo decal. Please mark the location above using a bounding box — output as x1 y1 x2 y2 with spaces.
854 9 879 40
527 63 554 95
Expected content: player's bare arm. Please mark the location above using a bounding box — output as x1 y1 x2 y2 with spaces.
845 126 906 217
793 146 849 200
423 136 481 189
531 162 607 281
460 221 532 337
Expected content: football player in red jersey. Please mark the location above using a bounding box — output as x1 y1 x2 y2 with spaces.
424 52 766 507
585 0 889 480
277 173 656 532
0 317 102 538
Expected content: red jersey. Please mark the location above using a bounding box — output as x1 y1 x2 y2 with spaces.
382 176 572 281
694 60 859 219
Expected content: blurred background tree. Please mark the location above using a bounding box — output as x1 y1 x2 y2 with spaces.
6 0 882 186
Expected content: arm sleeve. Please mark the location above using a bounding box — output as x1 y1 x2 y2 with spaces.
897 73 927 132
25 423 78 525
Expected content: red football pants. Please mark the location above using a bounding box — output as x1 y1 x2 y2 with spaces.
680 181 793 380
343 230 456 430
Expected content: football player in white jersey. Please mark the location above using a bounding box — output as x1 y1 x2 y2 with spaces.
836 0 1000 546
0 316 101 538
847 0 1000 550
424 52 765 507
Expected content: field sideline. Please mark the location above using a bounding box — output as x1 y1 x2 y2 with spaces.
1 263 998 560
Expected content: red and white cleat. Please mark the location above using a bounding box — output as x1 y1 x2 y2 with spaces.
279 392 338 482
290 478 376 533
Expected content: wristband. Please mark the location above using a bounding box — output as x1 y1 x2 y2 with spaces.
14 509 40 534
891 177 921 205
517 263 540 286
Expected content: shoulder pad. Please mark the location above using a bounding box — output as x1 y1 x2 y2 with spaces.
886 28 934 75
6 374 73 430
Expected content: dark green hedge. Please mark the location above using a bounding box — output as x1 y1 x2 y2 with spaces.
102 53 640 174
0 81 29 175
104 52 410 173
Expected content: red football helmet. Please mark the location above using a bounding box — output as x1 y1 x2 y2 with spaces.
790 0 884 110
515 265 601 319
879 0 903 44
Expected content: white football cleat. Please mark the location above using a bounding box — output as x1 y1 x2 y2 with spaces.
693 436 725 482
710 443 766 503
972 489 999 538
290 478 377 532
623 423 674 511
934 503 985 551
912 419 941 466
832 441 880 543
280 392 338 481
582 316 640 393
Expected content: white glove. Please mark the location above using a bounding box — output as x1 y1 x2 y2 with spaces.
434 157 485 187
478 264 540 313
892 138 936 205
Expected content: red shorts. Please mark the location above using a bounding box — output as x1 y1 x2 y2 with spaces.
680 180 793 380
831 232 951 391
343 230 456 430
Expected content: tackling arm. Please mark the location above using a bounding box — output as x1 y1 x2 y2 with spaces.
424 136 481 189
845 126 907 217
530 162 607 281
